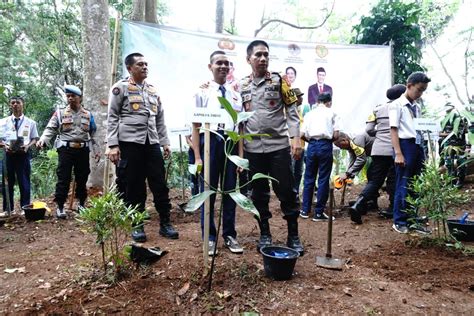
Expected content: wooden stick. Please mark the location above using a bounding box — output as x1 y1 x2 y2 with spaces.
203 123 211 274
103 10 121 194
69 180 76 210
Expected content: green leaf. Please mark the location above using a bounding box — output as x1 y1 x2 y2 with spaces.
440 111 455 130
468 131 474 146
184 190 215 212
242 133 270 142
236 111 255 125
229 192 260 219
459 109 474 123
218 96 237 124
251 172 278 183
199 127 226 142
227 155 249 170
226 131 240 143
440 131 455 147
452 116 461 135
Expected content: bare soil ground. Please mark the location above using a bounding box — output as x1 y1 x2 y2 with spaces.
1 184 473 315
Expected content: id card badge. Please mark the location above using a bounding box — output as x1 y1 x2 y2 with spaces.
415 131 422 145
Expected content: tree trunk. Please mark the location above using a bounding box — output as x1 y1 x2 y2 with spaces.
215 0 224 33
131 0 145 21
81 0 111 187
145 0 158 24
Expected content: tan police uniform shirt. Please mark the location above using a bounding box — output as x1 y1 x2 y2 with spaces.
39 106 93 145
107 78 169 147
239 71 299 153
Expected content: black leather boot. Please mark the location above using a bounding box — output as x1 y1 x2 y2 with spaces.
257 219 272 251
366 198 379 213
159 211 179 239
349 196 364 224
132 224 147 242
286 218 304 256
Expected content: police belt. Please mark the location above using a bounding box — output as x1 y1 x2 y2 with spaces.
58 140 89 149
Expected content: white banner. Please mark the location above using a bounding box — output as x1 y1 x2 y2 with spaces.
122 21 392 149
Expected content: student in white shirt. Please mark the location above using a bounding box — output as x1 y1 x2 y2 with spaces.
299 93 340 221
192 50 243 255
389 72 431 234
0 96 39 213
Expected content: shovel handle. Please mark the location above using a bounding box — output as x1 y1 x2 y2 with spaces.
326 188 335 257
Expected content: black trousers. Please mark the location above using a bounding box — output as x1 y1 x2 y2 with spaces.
55 147 90 206
119 141 171 219
246 147 300 221
360 155 395 206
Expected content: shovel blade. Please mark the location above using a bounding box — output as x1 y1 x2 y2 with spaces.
316 256 344 270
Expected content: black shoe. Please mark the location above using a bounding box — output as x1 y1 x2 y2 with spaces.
349 207 362 224
257 234 272 251
287 235 304 256
132 227 147 242
312 213 334 222
379 208 393 219
159 223 179 239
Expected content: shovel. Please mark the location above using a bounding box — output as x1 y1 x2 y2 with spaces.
316 187 344 270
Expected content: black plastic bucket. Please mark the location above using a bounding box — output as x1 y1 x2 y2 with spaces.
260 245 299 280
447 219 474 242
22 205 46 221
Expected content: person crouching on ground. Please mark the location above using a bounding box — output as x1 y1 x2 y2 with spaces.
333 132 374 224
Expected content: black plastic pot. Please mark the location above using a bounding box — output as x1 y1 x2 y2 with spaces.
260 245 299 280
447 219 474 242
22 205 46 221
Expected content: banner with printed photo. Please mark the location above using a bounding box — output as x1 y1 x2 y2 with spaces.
121 21 392 148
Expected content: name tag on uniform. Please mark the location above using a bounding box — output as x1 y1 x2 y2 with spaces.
129 95 144 103
264 91 280 99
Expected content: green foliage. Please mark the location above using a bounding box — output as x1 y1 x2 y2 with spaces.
407 157 468 241
30 149 58 198
166 150 190 189
352 0 424 84
77 189 147 278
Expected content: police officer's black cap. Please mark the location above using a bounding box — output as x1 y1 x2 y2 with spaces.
386 84 406 100
318 92 332 103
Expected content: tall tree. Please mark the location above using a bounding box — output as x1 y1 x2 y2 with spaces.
352 0 424 84
81 0 111 186
130 0 145 21
145 0 158 24
215 0 224 33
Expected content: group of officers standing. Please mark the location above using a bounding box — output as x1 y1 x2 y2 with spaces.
1 38 469 257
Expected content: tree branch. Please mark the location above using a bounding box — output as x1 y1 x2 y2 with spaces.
254 0 335 37
430 43 465 105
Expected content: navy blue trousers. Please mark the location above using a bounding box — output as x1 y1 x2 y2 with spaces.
2 152 31 211
302 139 333 215
198 132 237 241
393 139 425 226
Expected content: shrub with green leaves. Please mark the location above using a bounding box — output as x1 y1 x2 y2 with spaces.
30 149 58 198
407 158 468 240
77 189 147 279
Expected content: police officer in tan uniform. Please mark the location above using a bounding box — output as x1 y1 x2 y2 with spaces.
107 52 178 242
240 40 304 255
37 85 97 219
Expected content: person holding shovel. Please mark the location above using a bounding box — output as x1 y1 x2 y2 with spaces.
0 96 39 214
106 52 179 242
240 40 304 255
192 50 243 256
37 85 98 219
